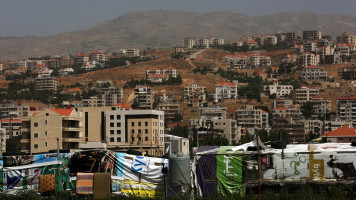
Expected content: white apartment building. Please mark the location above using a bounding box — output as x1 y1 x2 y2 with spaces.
303 30 322 40
299 52 319 67
134 85 153 109
303 40 317 53
336 95 356 127
183 38 196 49
249 54 271 67
308 95 331 117
146 67 178 82
301 66 329 81
125 48 140 57
74 53 89 65
164 134 189 155
183 83 207 107
235 105 269 129
291 86 319 104
214 82 238 103
263 80 293 98
89 50 107 62
337 32 356 45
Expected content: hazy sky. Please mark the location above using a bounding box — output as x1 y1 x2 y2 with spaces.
0 0 355 37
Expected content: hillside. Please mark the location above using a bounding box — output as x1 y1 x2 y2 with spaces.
1 10 356 59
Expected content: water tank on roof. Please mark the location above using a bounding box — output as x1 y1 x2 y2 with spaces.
168 153 190 189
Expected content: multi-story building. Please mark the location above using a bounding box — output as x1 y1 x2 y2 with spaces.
214 82 238 103
125 48 140 57
338 67 356 80
34 76 57 91
74 53 89 65
59 57 73 67
0 128 6 155
182 83 207 107
303 30 322 40
290 86 319 104
146 67 178 82
337 32 356 45
322 126 356 143
200 106 227 119
0 63 3 73
89 50 107 63
212 38 224 46
299 52 319 67
58 68 74 76
301 119 323 135
316 46 333 64
183 38 196 49
281 54 297 65
308 95 331 117
300 66 329 81
235 105 269 129
156 102 180 122
336 95 356 126
263 80 293 98
272 98 294 109
21 108 83 154
303 40 317 53
0 118 22 137
105 108 164 156
249 54 271 67
324 120 353 132
134 85 153 109
47 59 59 68
197 37 212 48
272 105 302 120
264 35 278 45
0 101 29 119
99 86 123 106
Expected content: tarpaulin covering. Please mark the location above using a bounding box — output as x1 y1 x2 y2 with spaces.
192 142 356 197
0 150 168 198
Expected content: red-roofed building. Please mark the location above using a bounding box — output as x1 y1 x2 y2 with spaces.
89 50 107 62
322 126 356 143
183 83 207 107
337 32 356 45
272 104 301 119
114 103 132 110
74 53 89 65
21 108 82 154
214 82 238 103
146 67 178 82
67 87 83 95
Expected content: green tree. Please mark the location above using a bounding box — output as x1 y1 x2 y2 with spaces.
302 101 314 119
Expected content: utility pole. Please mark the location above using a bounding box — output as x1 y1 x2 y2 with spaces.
255 127 261 197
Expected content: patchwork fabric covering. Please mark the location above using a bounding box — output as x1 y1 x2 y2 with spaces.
76 173 94 195
0 150 168 198
38 174 55 193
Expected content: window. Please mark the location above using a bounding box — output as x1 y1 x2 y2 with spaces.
132 137 135 142
34 133 38 138
45 142 47 147
138 122 141 126
110 115 114 120
117 137 121 142
34 122 38 127
110 138 114 142
131 122 135 127
117 122 121 127
110 130 114 135
138 137 141 142
110 123 114 127
138 129 142 134
46 113 49 116
45 120 47 125
117 115 121 120
34 144 38 149
117 130 121 134
145 121 148 126
45 131 47 136
145 129 148 134
145 137 148 141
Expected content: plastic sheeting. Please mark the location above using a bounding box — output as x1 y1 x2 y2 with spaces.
192 142 356 197
0 150 168 198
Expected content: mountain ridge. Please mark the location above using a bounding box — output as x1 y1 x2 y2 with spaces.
1 10 356 60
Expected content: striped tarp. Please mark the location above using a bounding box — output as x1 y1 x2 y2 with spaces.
76 173 94 194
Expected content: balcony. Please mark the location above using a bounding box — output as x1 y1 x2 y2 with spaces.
21 128 30 132
62 137 83 143
20 138 31 143
62 127 82 132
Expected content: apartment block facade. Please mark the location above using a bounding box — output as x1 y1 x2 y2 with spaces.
235 105 269 129
291 86 319 104
134 85 153 109
105 109 164 156
21 108 83 154
182 83 207 107
336 95 356 127
34 76 57 91
214 82 238 103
